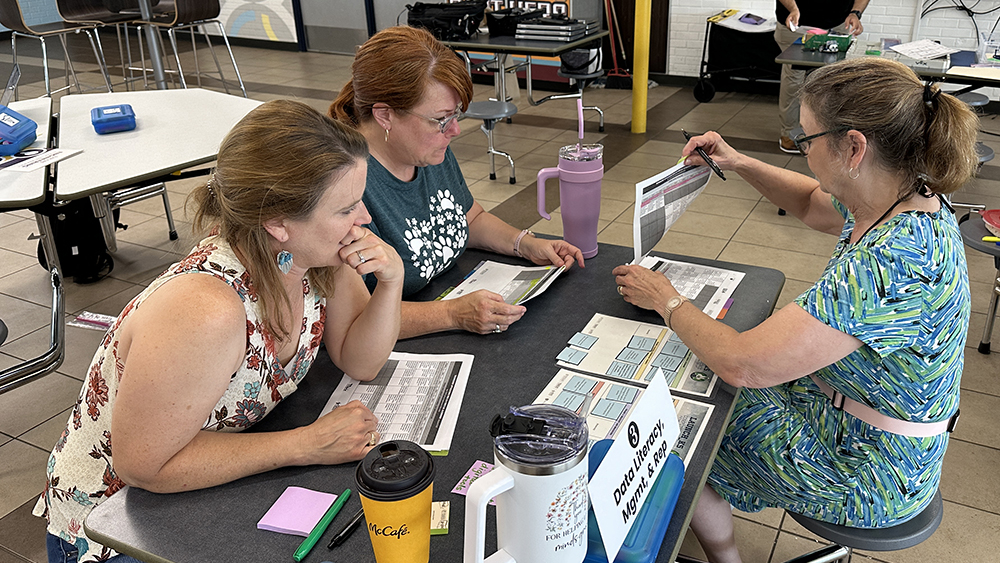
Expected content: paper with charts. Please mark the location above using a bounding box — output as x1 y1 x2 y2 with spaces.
633 163 712 263
319 352 472 455
534 369 714 466
638 255 744 321
556 314 719 396
440 260 564 305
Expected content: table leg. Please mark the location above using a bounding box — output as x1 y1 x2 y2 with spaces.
138 0 167 89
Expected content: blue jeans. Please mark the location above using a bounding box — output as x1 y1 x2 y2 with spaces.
47 533 145 563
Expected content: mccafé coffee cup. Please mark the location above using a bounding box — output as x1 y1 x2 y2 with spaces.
356 440 435 563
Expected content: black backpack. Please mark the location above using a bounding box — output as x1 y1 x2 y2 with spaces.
406 1 487 41
31 197 114 284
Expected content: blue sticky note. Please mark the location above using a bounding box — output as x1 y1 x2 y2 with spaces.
661 341 689 358
592 398 627 419
569 332 598 349
554 390 586 411
566 375 597 393
616 348 648 364
628 335 657 351
660 355 683 372
557 347 587 365
607 361 638 379
606 384 639 402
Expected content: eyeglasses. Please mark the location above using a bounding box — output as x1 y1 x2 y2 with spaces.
793 127 848 154
403 104 463 134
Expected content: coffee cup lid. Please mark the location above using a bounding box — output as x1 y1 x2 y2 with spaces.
357 440 432 494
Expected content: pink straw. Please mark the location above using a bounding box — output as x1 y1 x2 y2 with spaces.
576 98 584 153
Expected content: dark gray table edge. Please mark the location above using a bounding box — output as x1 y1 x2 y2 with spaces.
83 242 785 563
443 30 609 56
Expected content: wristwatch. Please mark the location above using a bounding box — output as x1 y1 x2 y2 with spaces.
850 9 862 19
663 295 688 330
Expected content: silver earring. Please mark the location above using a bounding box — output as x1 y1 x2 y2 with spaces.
849 167 860 180
276 250 293 274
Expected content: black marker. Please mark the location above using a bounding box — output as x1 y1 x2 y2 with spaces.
327 507 365 549
681 129 726 181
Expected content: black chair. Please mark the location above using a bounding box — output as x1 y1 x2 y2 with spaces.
0 0 113 98
782 489 943 562
132 0 247 97
464 100 518 184
957 209 999 353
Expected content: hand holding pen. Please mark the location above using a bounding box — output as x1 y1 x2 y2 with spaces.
681 129 726 181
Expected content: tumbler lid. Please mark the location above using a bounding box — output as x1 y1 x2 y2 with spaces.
490 404 588 475
356 440 433 496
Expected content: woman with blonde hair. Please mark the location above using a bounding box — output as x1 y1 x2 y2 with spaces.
34 100 404 563
330 25 584 338
615 58 976 562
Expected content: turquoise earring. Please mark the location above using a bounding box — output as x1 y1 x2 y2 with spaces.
276 250 293 274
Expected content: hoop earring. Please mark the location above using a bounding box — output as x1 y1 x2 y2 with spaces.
384 128 390 143
849 167 860 180
276 250 294 275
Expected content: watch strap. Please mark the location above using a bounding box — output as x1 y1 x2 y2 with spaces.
663 296 688 330
850 9 862 19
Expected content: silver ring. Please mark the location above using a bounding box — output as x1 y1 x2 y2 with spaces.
357 250 367 264
617 285 624 296
493 324 502 334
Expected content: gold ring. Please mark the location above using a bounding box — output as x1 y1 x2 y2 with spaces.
617 286 624 296
357 250 367 264
368 431 377 446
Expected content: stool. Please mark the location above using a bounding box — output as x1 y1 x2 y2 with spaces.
957 92 995 165
524 58 606 133
782 489 943 562
958 211 1000 354
464 100 518 184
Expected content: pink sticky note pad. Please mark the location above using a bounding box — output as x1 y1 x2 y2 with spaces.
257 486 337 536
452 460 496 506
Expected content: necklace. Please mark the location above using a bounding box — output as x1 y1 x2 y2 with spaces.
856 186 946 242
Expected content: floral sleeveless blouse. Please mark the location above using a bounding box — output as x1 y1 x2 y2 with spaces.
32 236 326 562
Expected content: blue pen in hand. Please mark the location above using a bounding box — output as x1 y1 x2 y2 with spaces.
681 129 726 181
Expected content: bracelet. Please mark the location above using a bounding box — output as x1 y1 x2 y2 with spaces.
513 229 533 258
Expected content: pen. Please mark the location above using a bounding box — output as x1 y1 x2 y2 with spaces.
681 129 726 181
327 507 365 549
293 489 351 562
983 236 1000 243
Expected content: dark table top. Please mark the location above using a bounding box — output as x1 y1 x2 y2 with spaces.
84 241 784 563
443 30 608 56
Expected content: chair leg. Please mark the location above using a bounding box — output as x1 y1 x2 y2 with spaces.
84 29 115 92
198 25 231 95
57 34 83 94
781 544 850 563
11 34 19 100
481 121 516 184
584 104 604 133
212 20 248 97
979 266 1000 354
166 29 189 89
162 189 178 240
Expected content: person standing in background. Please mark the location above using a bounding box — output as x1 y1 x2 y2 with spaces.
776 0 869 153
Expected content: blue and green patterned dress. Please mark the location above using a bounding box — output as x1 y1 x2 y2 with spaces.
707 197 968 527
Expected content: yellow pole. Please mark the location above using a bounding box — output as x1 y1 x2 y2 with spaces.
631 0 652 133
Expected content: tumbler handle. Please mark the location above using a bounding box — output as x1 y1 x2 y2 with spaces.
537 166 560 220
464 467 515 563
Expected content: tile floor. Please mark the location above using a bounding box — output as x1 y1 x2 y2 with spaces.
1 30 999 563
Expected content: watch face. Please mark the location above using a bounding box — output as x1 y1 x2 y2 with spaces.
668 296 684 309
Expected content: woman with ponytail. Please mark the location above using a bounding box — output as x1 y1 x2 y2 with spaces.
34 100 404 563
613 58 976 562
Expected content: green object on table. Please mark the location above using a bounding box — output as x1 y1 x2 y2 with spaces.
293 488 351 562
804 33 853 52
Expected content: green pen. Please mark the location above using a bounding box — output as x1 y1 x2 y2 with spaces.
293 489 351 562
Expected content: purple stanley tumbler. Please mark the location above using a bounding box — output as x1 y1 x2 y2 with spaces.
537 144 603 259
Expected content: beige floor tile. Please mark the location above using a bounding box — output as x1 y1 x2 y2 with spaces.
0 267 135 315
686 193 757 220
604 164 668 186
677 515 780 563
601 179 640 203
731 220 839 257
0 214 27 229
770 530 884 562
652 230 730 261
0 294 50 344
939 438 1000 513
775 279 812 310
949 390 1000 449
596 221 635 247
0 219 41 257
0 249 37 280
703 175 764 202
0 440 48 519
718 242 831 285
669 211 746 241
634 140 686 156
105 243 184 283
1 322 106 383
856 501 1000 563
0 372 81 437
20 408 71 452
958 338 1000 395
600 199 632 223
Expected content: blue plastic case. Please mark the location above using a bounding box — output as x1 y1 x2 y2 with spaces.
0 105 38 156
91 104 136 134
585 439 685 563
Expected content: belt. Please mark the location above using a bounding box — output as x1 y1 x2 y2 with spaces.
808 374 959 438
